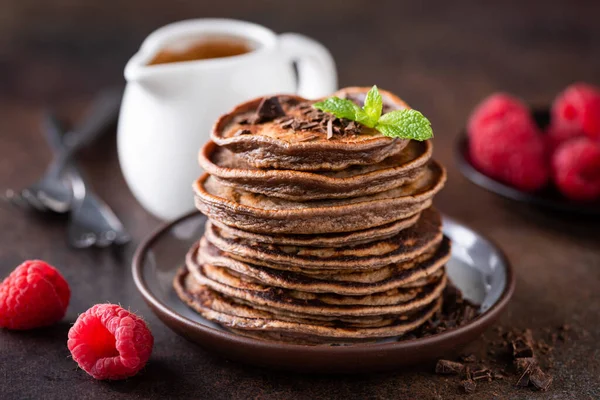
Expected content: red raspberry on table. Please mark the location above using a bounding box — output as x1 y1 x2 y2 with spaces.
552 137 600 201
0 260 70 330
552 83 600 142
467 93 532 137
68 304 153 380
469 112 549 192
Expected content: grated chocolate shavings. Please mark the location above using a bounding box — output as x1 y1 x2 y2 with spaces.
530 366 553 391
244 97 367 138
255 96 286 122
461 379 477 394
234 116 253 125
514 357 537 372
461 368 477 393
408 284 480 339
461 354 477 363
435 360 465 375
471 368 492 382
233 129 251 136
512 329 535 358
295 134 320 142
427 287 567 394
279 119 295 129
299 121 320 130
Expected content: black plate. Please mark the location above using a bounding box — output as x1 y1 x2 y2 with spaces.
455 109 600 216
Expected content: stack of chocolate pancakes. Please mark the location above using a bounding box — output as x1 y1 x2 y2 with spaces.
174 87 449 344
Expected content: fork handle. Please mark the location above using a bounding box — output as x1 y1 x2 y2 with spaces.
42 113 68 152
44 87 122 176
62 87 123 152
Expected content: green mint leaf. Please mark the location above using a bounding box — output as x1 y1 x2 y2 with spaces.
314 86 433 138
313 97 363 120
354 109 373 127
313 97 374 127
375 109 433 141
363 85 383 126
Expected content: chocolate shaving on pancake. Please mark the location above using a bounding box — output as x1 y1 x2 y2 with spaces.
254 96 285 122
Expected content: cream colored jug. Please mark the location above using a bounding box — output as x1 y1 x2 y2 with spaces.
118 19 337 220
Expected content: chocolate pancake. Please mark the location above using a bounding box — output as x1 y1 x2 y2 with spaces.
180 266 433 325
210 87 413 171
203 207 442 271
174 269 442 342
193 236 451 295
198 263 427 306
194 161 445 234
209 212 420 248
199 140 432 201
183 258 446 317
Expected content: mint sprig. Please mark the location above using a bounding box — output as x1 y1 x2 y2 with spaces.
312 85 433 141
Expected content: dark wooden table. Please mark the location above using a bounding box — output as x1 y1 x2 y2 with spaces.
1 1 599 399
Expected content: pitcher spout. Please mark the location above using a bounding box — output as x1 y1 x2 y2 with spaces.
124 53 164 92
124 53 150 83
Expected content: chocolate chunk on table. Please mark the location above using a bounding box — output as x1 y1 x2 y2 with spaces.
530 366 553 391
471 368 492 382
435 360 465 375
512 329 535 358
460 379 477 394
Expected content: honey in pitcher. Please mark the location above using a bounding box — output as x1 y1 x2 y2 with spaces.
148 36 253 65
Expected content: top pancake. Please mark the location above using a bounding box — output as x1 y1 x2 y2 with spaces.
210 87 412 171
199 140 431 201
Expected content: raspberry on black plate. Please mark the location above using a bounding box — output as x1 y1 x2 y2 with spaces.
469 106 549 192
552 137 600 201
552 83 600 142
467 93 532 137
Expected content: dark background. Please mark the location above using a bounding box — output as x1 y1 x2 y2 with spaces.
1 1 599 399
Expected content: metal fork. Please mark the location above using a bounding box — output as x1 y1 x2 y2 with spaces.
45 114 130 248
4 88 123 212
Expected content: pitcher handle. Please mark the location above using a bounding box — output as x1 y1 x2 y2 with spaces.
279 33 338 99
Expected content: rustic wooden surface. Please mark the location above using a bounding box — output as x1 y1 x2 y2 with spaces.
1 1 599 399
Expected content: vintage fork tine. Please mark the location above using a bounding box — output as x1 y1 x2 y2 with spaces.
3 189 26 207
4 185 50 211
16 189 48 211
1 189 36 209
66 168 130 248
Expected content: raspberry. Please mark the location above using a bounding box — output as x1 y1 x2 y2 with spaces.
469 113 549 192
552 83 600 142
552 137 600 201
468 93 532 137
545 123 584 155
68 304 153 380
0 260 70 330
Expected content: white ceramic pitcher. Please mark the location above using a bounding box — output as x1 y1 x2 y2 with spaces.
118 19 337 220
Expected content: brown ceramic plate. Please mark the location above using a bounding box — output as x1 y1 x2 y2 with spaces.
132 212 515 373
